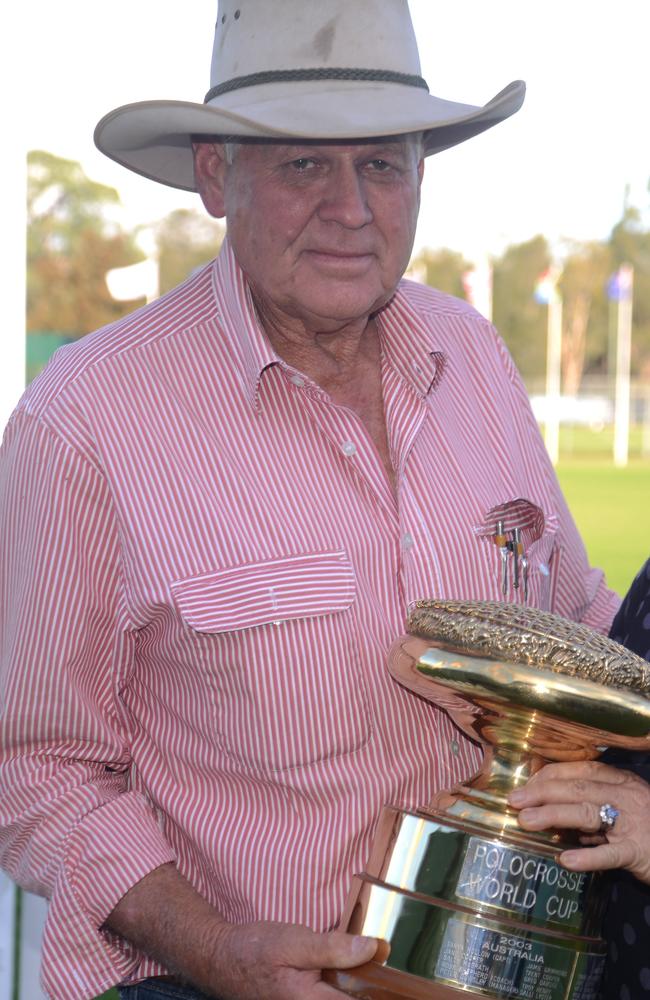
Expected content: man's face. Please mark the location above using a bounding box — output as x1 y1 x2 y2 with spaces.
196 137 424 329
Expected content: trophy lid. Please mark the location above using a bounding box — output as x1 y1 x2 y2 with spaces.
389 599 650 752
407 599 650 697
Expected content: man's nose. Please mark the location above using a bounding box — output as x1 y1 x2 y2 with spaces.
317 166 373 228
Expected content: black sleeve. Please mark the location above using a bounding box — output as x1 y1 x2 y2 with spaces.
608 559 650 657
600 559 650 1000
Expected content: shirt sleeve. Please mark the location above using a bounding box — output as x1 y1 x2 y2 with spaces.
494 332 621 633
0 410 176 1000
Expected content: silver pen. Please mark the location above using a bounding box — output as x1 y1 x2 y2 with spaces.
511 527 521 591
495 520 509 596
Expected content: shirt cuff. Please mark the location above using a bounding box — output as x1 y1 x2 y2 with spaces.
40 792 176 1000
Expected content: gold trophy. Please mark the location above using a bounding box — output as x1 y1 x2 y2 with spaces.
326 600 650 1000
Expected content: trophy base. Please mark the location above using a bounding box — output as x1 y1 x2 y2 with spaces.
326 961 480 998
328 805 605 1000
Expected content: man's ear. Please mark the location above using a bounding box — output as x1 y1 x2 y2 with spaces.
193 142 228 218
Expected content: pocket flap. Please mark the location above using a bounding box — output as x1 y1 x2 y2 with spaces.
473 498 559 551
171 551 356 633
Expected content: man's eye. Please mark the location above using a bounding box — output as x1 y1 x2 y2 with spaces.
289 158 317 171
368 159 392 171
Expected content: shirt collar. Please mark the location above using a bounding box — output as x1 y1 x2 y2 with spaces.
211 239 281 408
376 283 445 397
211 241 444 406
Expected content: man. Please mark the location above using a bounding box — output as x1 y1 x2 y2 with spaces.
0 2 619 999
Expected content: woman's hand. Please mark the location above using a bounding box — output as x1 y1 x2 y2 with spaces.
508 760 650 885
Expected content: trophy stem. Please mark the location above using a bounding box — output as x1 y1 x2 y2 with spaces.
423 743 558 847
427 717 586 851
472 743 547 794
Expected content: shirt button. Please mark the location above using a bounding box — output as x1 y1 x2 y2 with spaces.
412 361 423 375
450 739 460 756
290 374 305 387
402 532 415 551
341 440 357 456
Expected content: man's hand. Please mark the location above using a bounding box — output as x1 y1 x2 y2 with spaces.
508 760 650 885
107 862 378 999
207 921 378 1000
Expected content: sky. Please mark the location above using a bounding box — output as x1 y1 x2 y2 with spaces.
12 0 650 264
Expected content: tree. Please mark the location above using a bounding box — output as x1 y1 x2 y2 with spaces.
609 205 650 377
408 246 471 299
156 209 225 294
27 151 145 336
492 235 550 382
557 240 612 393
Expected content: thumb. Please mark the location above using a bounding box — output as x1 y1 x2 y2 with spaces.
317 930 380 970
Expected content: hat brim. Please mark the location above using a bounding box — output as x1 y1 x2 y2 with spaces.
94 79 525 191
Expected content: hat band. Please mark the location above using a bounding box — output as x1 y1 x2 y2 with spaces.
204 67 429 103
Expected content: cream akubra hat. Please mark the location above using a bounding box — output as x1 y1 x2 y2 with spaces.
94 0 525 192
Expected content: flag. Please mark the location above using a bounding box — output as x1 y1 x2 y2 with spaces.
534 268 560 305
607 264 634 302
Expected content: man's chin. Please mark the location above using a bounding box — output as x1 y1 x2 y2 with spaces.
291 292 391 330
288 275 394 327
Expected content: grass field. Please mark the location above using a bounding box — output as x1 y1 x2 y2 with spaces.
555 426 650 596
557 462 650 596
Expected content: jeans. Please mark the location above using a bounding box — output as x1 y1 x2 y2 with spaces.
119 979 215 1000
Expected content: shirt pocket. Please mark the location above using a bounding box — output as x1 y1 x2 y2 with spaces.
170 551 372 772
474 498 559 610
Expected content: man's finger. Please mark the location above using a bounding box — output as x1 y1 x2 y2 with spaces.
321 932 379 970
286 928 379 971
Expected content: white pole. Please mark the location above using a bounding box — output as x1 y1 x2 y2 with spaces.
544 291 563 466
0 39 27 1000
0 85 26 432
0 876 16 1000
613 264 634 468
18 895 48 1000
462 257 493 322
642 388 650 458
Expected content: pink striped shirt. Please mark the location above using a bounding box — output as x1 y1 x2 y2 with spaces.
0 240 618 999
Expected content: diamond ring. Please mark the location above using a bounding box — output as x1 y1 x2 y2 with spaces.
598 803 620 832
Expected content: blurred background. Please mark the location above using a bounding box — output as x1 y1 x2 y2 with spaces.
2 2 650 998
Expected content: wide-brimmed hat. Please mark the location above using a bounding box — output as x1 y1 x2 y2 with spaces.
94 0 525 192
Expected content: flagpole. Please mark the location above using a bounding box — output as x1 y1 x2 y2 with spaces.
613 264 634 468
0 878 16 1000
462 257 493 322
544 290 562 465
534 267 563 465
